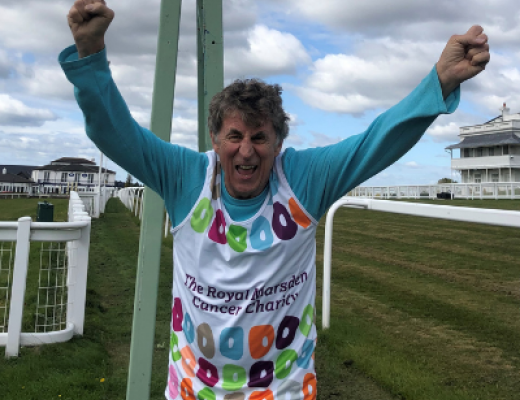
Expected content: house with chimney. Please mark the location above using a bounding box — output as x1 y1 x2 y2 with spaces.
446 103 520 183
0 157 117 195
0 167 33 194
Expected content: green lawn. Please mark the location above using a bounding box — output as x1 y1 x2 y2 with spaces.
314 199 520 400
0 198 519 399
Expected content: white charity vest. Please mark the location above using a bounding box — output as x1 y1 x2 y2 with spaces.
166 150 318 400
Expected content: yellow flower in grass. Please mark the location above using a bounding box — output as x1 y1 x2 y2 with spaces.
100 378 105 383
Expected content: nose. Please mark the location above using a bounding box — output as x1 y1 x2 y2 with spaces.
239 137 254 158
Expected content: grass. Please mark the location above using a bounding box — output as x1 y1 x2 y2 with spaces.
314 199 520 400
0 198 71 334
1 197 519 399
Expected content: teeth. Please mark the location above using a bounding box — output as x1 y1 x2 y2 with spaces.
239 165 255 170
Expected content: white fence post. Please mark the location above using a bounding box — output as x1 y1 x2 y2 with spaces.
5 217 31 358
68 215 91 335
322 200 351 329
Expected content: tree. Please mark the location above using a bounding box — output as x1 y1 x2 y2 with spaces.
438 177 457 183
125 173 134 187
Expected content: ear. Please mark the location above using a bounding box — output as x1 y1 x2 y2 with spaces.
274 139 283 157
210 131 220 152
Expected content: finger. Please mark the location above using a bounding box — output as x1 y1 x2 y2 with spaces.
466 25 484 37
68 7 84 25
84 1 114 19
73 0 91 21
455 25 486 46
470 51 490 68
465 43 490 60
469 33 488 46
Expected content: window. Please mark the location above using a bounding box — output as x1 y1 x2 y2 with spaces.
491 173 499 183
88 174 94 184
488 147 494 156
503 146 509 155
474 173 481 183
476 148 482 157
61 172 67 183
74 173 80 182
44 171 50 181
463 148 470 158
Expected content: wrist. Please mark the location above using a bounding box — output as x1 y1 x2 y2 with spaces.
436 65 459 100
76 39 105 59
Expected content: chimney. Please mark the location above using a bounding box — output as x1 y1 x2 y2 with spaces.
500 102 510 118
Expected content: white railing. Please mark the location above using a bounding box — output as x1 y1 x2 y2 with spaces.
78 187 117 218
322 197 520 329
350 182 520 200
0 192 91 357
117 187 171 237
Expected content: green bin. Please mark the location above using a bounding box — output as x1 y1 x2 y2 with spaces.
37 201 54 222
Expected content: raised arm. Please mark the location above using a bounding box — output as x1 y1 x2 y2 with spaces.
62 0 208 226
285 26 490 220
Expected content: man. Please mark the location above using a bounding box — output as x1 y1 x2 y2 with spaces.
62 1 490 399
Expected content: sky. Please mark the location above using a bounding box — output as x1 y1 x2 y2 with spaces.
1 0 520 185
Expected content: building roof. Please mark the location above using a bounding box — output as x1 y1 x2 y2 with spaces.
0 165 36 178
446 132 520 149
35 164 115 174
52 157 96 165
0 172 33 184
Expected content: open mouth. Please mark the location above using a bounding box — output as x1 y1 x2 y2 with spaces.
236 165 257 176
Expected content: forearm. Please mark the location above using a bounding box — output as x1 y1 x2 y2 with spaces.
285 66 460 220
60 46 168 194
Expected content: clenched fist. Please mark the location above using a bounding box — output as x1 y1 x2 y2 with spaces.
436 25 490 99
68 0 115 58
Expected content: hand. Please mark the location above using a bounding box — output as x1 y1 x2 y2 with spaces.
436 25 490 99
68 0 115 58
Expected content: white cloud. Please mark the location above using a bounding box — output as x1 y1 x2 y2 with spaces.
225 25 311 78
0 1 73 54
404 161 420 168
427 122 461 143
0 94 57 126
271 0 520 49
21 63 75 100
295 38 438 115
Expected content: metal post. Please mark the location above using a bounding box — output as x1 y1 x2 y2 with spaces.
126 1 182 399
197 0 224 152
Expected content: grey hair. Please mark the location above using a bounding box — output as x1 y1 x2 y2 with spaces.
208 78 290 143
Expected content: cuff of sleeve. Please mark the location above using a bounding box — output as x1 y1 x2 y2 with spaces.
444 86 460 113
58 44 109 73
432 64 460 114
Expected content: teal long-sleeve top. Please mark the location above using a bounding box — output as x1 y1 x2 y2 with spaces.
59 45 459 226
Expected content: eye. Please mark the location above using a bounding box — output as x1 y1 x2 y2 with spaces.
227 134 242 143
252 134 267 144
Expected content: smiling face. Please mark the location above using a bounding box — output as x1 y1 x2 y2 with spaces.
211 113 283 199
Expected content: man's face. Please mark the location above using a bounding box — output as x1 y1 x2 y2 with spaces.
211 113 283 199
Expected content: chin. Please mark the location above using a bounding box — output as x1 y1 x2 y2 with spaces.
233 186 259 199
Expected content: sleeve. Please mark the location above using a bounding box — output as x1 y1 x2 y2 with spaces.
58 45 208 226
283 65 460 220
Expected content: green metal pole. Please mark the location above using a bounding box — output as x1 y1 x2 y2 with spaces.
197 0 224 152
126 1 182 399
